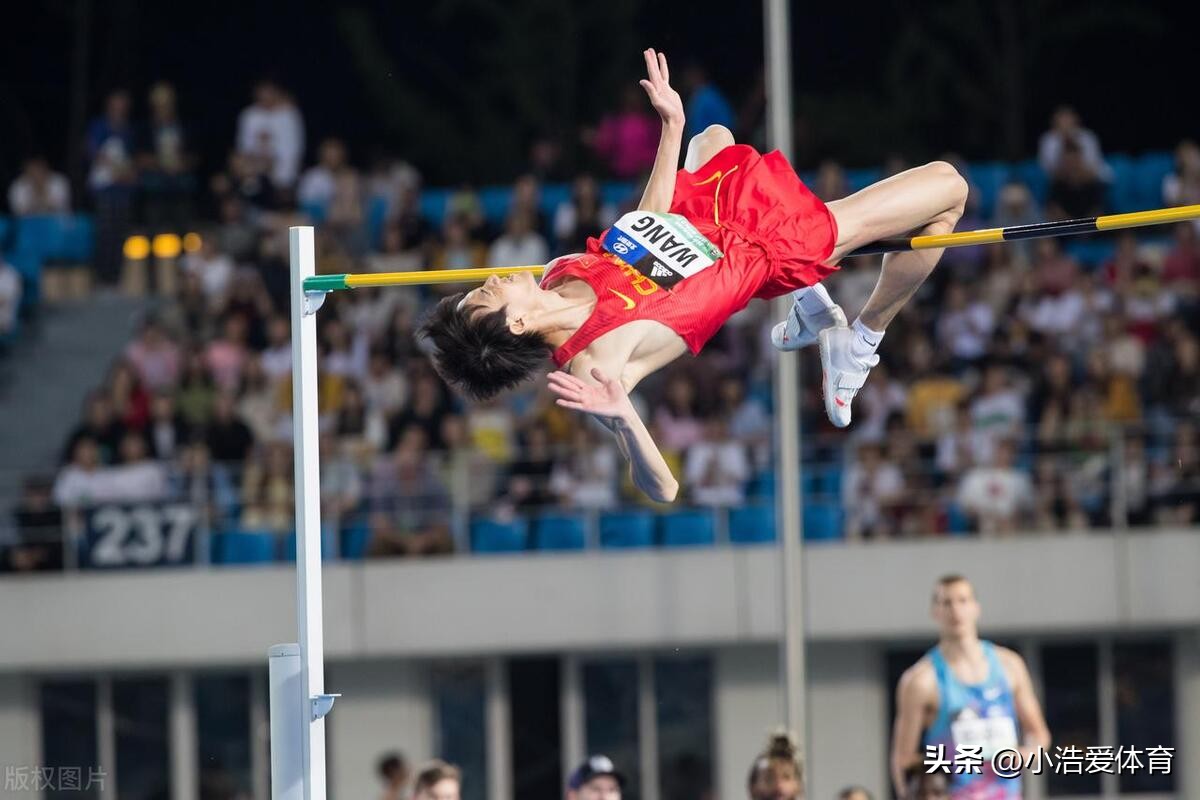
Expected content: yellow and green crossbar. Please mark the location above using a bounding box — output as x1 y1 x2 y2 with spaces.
303 203 1200 293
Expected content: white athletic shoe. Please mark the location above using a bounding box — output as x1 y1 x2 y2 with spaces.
770 298 848 352
818 326 878 429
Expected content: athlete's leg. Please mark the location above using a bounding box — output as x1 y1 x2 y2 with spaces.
684 124 736 172
826 160 969 330
808 161 967 427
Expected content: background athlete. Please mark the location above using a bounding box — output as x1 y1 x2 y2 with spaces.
420 48 968 502
890 575 1052 800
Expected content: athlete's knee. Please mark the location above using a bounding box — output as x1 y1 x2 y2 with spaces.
925 160 969 212
696 124 735 149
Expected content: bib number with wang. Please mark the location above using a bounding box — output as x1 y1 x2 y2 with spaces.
600 212 723 290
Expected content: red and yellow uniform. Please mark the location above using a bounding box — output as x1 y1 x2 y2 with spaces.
542 144 838 367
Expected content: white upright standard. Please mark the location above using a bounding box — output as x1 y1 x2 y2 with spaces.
269 225 337 800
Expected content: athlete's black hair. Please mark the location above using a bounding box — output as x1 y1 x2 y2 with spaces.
417 292 549 401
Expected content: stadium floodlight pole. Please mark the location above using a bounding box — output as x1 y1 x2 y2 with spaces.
765 0 809 766
269 226 338 800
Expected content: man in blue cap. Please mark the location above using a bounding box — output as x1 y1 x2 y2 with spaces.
567 754 625 800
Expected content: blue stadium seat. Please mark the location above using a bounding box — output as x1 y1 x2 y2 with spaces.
300 200 329 223
5 251 42 311
946 503 972 535
659 509 716 548
1014 160 1048 206
365 194 390 249
419 189 450 225
532 513 587 551
747 469 776 500
0 216 10 247
844 167 882 193
341 521 371 560
61 215 93 261
479 186 512 225
598 510 656 549
969 162 1009 218
14 216 69 260
212 531 278 565
1135 152 1174 210
470 517 528 553
281 525 338 562
1107 154 1137 213
729 504 775 544
802 505 843 541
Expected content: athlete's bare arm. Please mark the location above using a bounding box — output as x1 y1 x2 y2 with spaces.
636 47 684 212
546 367 679 503
891 660 938 800
997 647 1052 755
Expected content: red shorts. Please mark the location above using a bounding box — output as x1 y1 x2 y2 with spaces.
669 143 840 298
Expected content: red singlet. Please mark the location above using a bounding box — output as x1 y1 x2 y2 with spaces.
542 144 839 367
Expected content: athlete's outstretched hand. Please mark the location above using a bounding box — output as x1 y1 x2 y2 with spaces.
547 368 634 421
639 48 684 129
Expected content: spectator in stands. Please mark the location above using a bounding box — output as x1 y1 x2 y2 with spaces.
1162 223 1200 300
259 315 292 381
903 334 965 440
486 210 548 268
1150 332 1200 419
63 391 125 464
206 314 251 392
0 255 21 337
1151 423 1200 525
991 182 1040 266
240 442 294 532
125 318 182 392
361 347 407 420
108 430 169 503
177 349 218 429
855 361 908 443
935 401 983 482
215 195 259 262
843 440 905 539
387 370 450 451
138 81 194 227
219 268 273 348
171 441 238 527
903 767 950 800
1117 431 1152 527
956 439 1033 535
1019 239 1085 340
429 214 487 273
87 89 137 283
181 238 235 303
109 360 151 431
1046 137 1107 220
436 412 499 508
7 157 70 215
1163 139 1200 211
236 78 305 191
1032 454 1089 531
681 61 734 139
237 356 285 444
445 183 487 240
147 392 189 460
654 373 705 453
496 422 557 512
685 415 750 507
510 174 548 235
411 760 461 800
936 282 995 370
553 175 617 255
205 391 254 463
550 424 619 509
376 751 410 800
969 364 1024 461
718 375 771 469
369 219 427 274
321 317 369 381
4 477 63 573
814 160 849 202
585 85 659 179
1038 106 1110 181
746 730 803 800
320 432 364 530
53 437 105 508
299 138 365 253
367 425 453 556
567 754 625 800
838 788 873 800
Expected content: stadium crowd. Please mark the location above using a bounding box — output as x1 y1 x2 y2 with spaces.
4 76 1200 571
